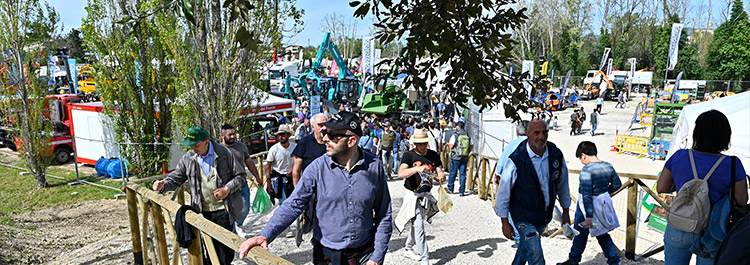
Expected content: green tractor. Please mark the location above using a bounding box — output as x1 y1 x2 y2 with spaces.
359 74 407 115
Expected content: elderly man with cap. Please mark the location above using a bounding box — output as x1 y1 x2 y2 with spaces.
396 129 445 265
153 126 246 265
239 111 393 265
265 124 297 207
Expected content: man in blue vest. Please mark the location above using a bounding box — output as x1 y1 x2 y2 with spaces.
496 119 572 265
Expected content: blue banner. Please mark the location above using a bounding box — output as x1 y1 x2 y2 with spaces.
68 58 78 94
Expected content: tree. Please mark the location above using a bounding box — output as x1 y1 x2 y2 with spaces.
706 0 750 85
351 0 537 120
0 0 60 188
82 0 179 177
59 29 84 60
170 0 302 137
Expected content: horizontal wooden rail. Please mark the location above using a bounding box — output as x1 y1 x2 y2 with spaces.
125 182 292 265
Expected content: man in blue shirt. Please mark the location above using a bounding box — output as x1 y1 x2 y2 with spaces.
496 119 572 265
239 111 393 265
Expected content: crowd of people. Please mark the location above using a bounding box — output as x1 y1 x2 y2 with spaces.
150 102 747 265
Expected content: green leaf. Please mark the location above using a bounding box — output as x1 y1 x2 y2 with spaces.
222 0 234 8
349 1 361 7
354 3 370 18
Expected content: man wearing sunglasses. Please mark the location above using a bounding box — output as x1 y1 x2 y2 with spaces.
239 111 393 265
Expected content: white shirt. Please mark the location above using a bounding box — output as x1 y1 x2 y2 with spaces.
266 142 297 174
494 142 571 218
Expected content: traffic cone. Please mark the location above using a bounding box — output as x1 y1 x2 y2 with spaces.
610 129 619 152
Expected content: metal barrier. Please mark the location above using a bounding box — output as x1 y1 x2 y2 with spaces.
639 113 653 126
615 135 650 158
123 150 290 265
648 140 670 161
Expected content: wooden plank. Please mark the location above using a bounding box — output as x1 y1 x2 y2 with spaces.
611 180 634 197
187 227 203 265
161 207 183 265
126 188 144 265
634 179 670 211
567 169 659 180
466 155 475 189
126 183 292 265
480 159 488 199
131 174 170 184
150 201 170 265
201 232 221 265
139 195 150 265
625 181 638 260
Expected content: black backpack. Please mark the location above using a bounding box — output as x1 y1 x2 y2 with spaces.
714 214 750 264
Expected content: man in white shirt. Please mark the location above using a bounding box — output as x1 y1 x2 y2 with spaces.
265 124 297 206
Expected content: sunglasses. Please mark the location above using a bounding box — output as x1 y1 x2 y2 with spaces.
321 129 355 140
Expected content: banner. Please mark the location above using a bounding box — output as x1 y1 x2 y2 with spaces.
521 60 534 97
558 70 572 110
374 49 381 72
671 71 683 103
361 37 376 76
47 55 56 87
629 58 636 78
598 47 611 71
68 58 78 94
310 95 321 116
606 58 613 77
667 23 684 71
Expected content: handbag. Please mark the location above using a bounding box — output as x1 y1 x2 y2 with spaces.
728 157 749 230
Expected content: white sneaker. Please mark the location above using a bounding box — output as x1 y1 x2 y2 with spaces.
285 231 295 238
402 249 421 261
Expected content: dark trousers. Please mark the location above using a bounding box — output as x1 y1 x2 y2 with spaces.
570 121 579 135
202 210 234 265
596 104 602 113
312 238 375 265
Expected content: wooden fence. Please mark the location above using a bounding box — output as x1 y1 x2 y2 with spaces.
442 149 669 260
123 152 292 265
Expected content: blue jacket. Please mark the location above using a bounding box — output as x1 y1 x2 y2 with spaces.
508 140 565 226
690 195 731 258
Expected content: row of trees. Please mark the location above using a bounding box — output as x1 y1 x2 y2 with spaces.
515 0 749 87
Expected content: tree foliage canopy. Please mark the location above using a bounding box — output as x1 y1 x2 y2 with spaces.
351 0 539 120
706 0 750 84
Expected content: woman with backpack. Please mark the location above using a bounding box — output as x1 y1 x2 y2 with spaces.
656 110 748 265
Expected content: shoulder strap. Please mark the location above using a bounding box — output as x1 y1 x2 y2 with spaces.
688 149 726 181
730 157 736 202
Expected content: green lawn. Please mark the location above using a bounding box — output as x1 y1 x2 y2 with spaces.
0 165 124 215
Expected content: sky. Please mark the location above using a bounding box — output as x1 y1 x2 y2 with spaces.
46 0 374 46
47 0 748 46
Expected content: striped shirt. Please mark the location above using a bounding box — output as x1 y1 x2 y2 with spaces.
579 161 622 218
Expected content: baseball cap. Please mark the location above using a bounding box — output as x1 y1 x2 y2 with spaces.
319 111 362 136
183 126 209 147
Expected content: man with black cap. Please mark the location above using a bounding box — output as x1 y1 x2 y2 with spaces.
239 111 393 265
153 126 247 265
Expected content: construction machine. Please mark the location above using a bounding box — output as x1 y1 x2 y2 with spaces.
296 33 362 108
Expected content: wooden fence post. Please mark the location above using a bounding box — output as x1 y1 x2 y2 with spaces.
150 201 170 265
626 180 638 260
126 188 144 265
466 155 475 189
139 196 151 265
187 227 203 265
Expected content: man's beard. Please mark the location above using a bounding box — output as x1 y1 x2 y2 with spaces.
223 137 235 145
279 138 289 144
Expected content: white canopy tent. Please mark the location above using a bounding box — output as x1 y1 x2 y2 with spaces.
667 91 750 168
238 92 295 118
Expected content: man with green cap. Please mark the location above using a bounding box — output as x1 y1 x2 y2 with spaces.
153 126 247 265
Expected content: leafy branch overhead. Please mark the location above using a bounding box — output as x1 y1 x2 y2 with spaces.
350 0 542 120
114 0 262 51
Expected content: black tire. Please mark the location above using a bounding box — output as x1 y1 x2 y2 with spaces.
53 146 73 164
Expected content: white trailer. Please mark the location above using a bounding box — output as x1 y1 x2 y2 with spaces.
268 62 300 93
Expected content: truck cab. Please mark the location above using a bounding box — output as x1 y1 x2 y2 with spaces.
268 62 300 93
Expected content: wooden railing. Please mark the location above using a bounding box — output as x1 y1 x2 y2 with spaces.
123 151 292 265
442 148 669 260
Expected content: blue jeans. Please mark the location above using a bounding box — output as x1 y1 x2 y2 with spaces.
234 185 251 231
271 177 290 205
448 158 468 193
664 225 713 265
591 123 598 135
568 208 620 264
512 222 547 265
393 148 400 174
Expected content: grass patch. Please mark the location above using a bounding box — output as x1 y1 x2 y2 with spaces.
0 165 123 215
0 216 37 230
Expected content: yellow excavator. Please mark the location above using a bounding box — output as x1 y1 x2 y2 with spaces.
583 70 616 99
76 64 96 93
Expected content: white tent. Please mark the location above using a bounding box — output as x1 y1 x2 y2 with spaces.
238 93 295 118
667 91 750 168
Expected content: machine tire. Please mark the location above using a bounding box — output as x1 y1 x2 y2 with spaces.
53 146 73 164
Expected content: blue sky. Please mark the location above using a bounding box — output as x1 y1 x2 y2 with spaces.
47 0 374 46
47 0 748 45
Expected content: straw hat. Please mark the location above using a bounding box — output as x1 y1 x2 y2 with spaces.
409 129 434 143
275 124 294 135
